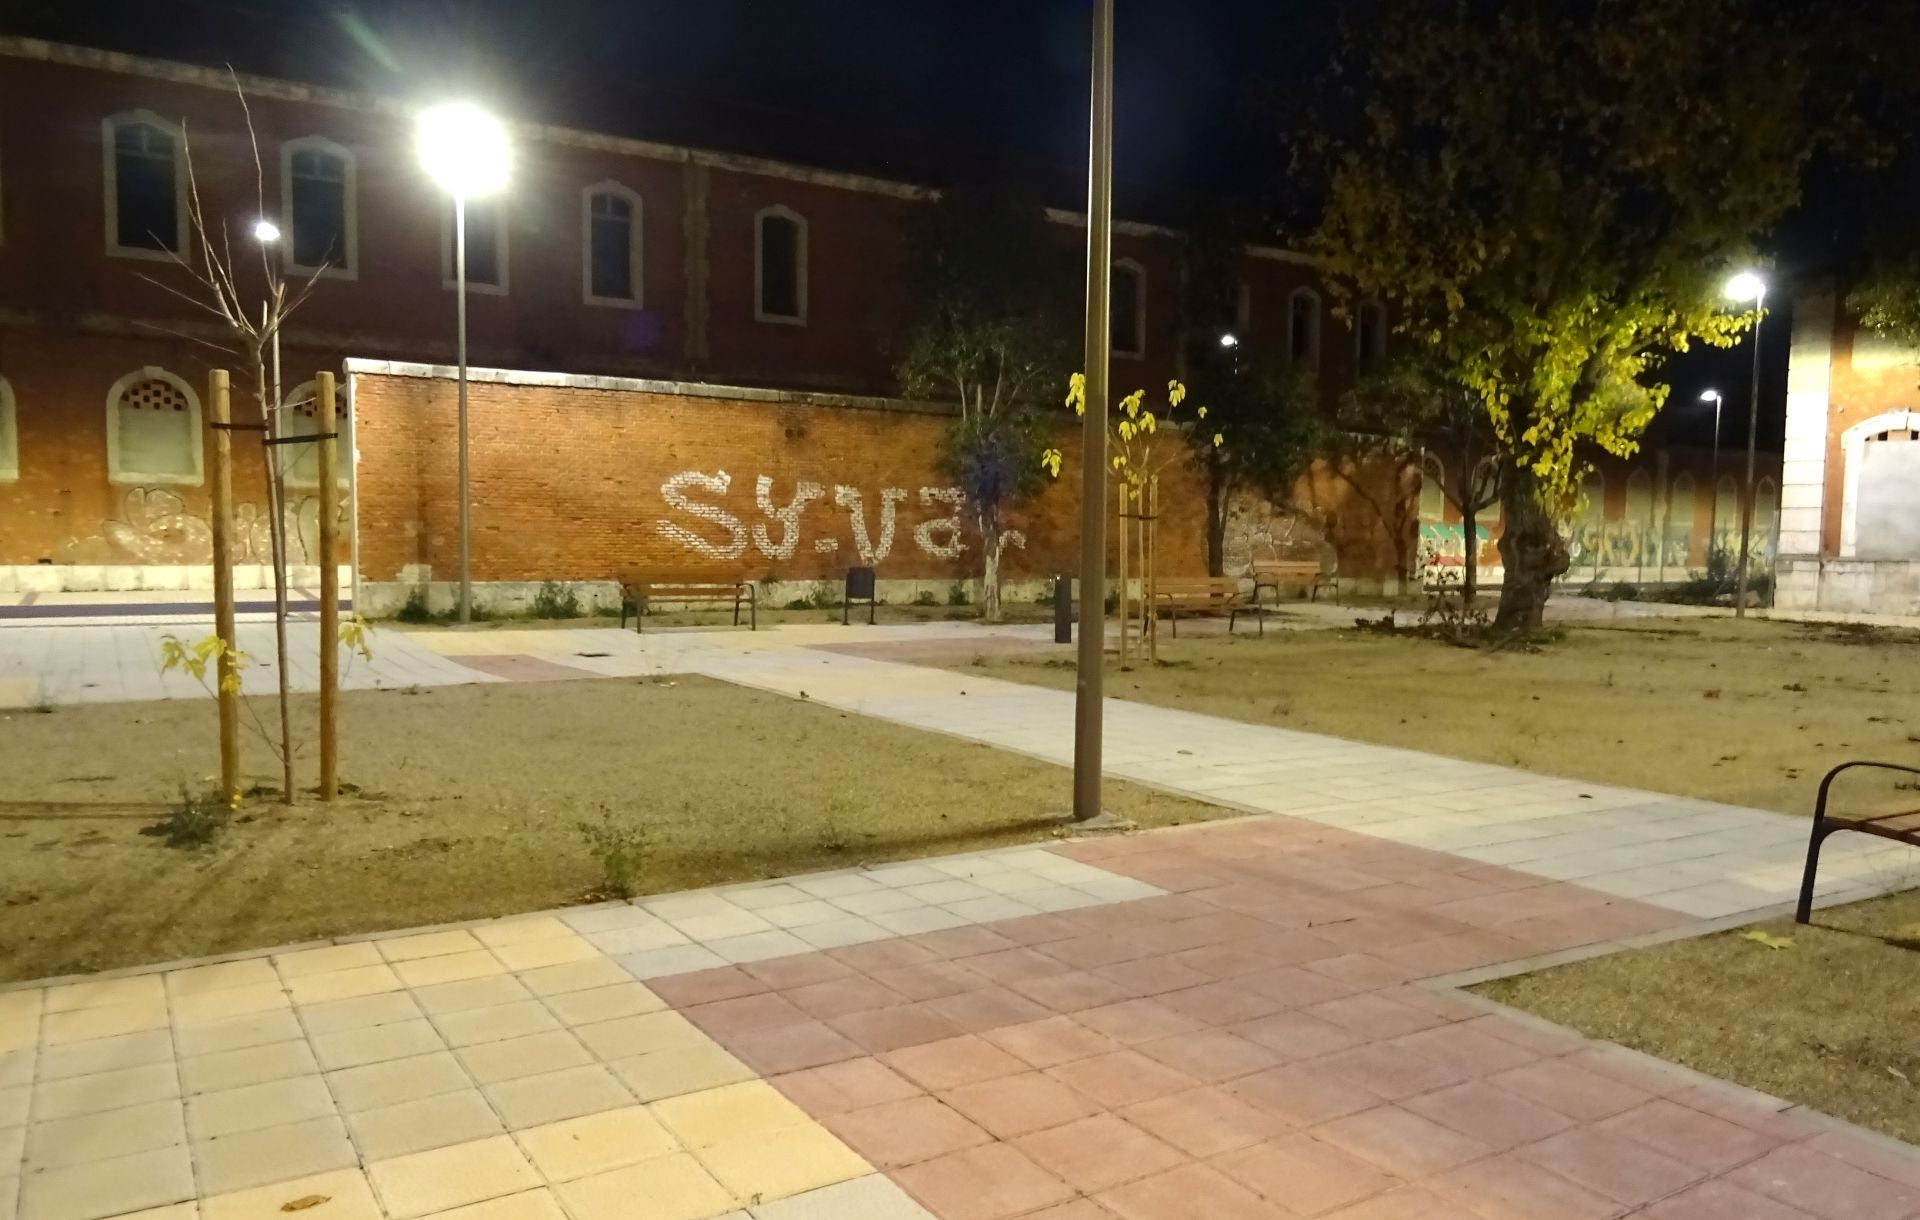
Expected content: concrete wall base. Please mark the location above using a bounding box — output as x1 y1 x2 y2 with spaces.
1775 555 1920 616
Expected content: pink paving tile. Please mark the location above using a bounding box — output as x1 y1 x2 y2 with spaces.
645 965 768 1006
683 990 808 1036
923 986 1053 1033
1322 1186 1485 1220
784 975 908 1020
1373 930 1536 975
1458 1012 1587 1058
1639 1179 1823 1220
1097 1162 1293 1220
1382 1022 1540 1079
828 1002 967 1053
1663 1082 1823 1144
1804 1130 1920 1191
1006 970 1135 1014
1312 1042 1475 1102
1302 993 1447 1041
1094 955 1216 998
1154 981 1289 1025
981 1016 1120 1069
938 1071 1103 1139
1135 1030 1282 1084
1240 965 1364 1009
1042 935 1151 972
1729 1143 1920 1220
882 1035 1029 1091
1231 1010 1366 1061
1401 1079 1577 1151
1019 1203 1126 1220
829 938 938 972
989 913 1086 946
912 925 1021 960
1229 1062 1382 1128
871 960 989 1001
1075 998 1206 1045
1045 1050 1199 1110
1515 1124 1707 1207
1315 1105 1496 1178
725 1018 863 1074
1302 953 1421 990
1209 1133 1402 1216
893 1142 1076 1220
770 1056 923 1115
1485 1056 1653 1122
966 947 1067 985
1428 1151 1625 1220
742 951 855 989
1165 944 1281 981
1246 929 1349 967
823 1095 992 1167
1558 1044 1693 1097
1014 1114 1188 1194
1121 1086 1291 1158
1595 1097 1787 1173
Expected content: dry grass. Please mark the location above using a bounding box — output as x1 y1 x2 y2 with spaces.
927 615 1920 815
1477 888 1920 1143
0 676 1221 983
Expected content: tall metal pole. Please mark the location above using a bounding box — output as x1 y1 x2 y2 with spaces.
1734 289 1765 618
1708 394 1722 544
316 370 340 802
1072 0 1114 824
455 194 472 623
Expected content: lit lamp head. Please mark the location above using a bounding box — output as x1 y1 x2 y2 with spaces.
251 218 281 243
1219 333 1240 349
1699 388 1722 405
1724 271 1766 305
416 102 510 200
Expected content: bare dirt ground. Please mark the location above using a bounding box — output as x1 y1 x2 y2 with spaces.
0 676 1220 983
1479 887 1920 1144
917 614 1920 816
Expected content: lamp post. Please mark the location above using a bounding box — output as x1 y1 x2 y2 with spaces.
1724 272 1767 618
1699 388 1724 545
417 102 509 624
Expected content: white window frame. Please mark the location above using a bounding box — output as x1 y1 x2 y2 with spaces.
102 110 190 261
440 197 510 296
753 204 808 325
1288 287 1322 366
279 135 358 280
278 378 352 490
1111 258 1147 359
106 366 203 486
1839 408 1920 556
0 375 16 482
1355 298 1388 362
581 181 644 309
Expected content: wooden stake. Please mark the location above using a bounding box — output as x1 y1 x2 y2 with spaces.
207 370 240 805
316 371 339 802
1116 482 1130 666
1147 476 1160 664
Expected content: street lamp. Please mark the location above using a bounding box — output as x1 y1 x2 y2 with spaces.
1218 333 1240 349
1723 271 1767 618
417 102 509 624
251 218 281 244
1699 389 1724 544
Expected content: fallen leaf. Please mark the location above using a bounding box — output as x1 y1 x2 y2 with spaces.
281 1196 330 1213
1740 930 1795 950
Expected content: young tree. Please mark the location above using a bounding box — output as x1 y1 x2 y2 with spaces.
1184 341 1321 577
897 188 1072 621
1303 0 1866 630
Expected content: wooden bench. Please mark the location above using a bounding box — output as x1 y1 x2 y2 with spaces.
1252 558 1336 604
616 572 757 632
1150 577 1266 637
1796 760 1920 923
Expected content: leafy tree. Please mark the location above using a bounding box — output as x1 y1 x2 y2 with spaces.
1183 342 1321 577
1302 0 1866 630
1338 355 1501 606
897 187 1072 621
1850 263 1920 355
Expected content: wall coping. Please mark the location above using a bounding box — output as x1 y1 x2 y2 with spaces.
342 359 958 417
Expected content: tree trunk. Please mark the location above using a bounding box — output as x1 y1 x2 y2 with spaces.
1204 454 1228 578
1461 501 1478 609
1493 466 1569 633
979 511 1003 624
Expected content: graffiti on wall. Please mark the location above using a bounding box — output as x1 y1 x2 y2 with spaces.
1220 496 1331 578
655 471 989 566
59 487 347 567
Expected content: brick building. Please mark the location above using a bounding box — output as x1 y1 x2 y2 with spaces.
0 36 1408 610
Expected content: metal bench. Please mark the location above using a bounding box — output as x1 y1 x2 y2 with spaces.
617 572 757 632
1795 760 1920 923
1151 576 1264 637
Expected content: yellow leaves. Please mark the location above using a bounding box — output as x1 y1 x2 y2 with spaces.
1739 930 1795 950
1139 412 1157 435
1121 389 1145 419
1111 454 1127 470
340 614 375 663
161 633 249 697
1197 405 1208 420
1040 447 1063 478
1212 433 1224 448
1167 380 1187 407
1051 373 1218 484
1065 372 1087 416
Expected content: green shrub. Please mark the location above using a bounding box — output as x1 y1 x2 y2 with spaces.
577 810 647 899
395 589 433 623
947 581 970 607
911 590 939 607
142 787 230 849
531 580 581 619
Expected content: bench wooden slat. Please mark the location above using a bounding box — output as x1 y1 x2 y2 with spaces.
615 573 757 632
1797 760 1920 923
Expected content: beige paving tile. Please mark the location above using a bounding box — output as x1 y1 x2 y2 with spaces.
554 1152 737 1220
611 1044 756 1103
392 952 505 990
164 959 279 997
367 1135 540 1219
16 1145 193 1220
471 917 574 948
375 931 484 963
435 1002 558 1048
179 1039 317 1094
0 1085 23 1127
171 984 290 1027
40 998 169 1045
544 983 664 1026
275 944 384 980
187 1076 336 1139
199 1167 382 1220
515 958 631 998
0 1023 34 1056
44 975 165 1015
286 965 403 1006
311 1019 445 1071
491 937 597 972
457 1031 590 1084
693 1123 869 1203
32 1061 179 1119
37 1029 173 1081
347 1090 503 1162
0 1049 31 1090
2 1122 23 1165
411 977 531 1017
114 1205 199 1220
514 1105 679 1182
573 1011 708 1061
192 1115 356 1196
23 1099 183 1169
417 1190 567 1220
651 1082 812 1149
484 1065 631 1130
327 1052 471 1113
298 991 423 1036
0 992 41 1025
175 1012 302 1059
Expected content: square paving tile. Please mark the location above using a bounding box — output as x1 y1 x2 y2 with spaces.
893 1142 1076 1220
311 1019 445 1071
1212 1132 1403 1216
516 957 633 997
299 991 425 1035
574 1011 708 1061
179 1040 318 1095
367 1134 540 1219
513 1105 678 1181
1014 1113 1186 1194
545 983 665 1026
938 1072 1102 1139
695 1121 869 1202
36 1029 172 1081
725 1021 862 1076
1728 1144 1920 1220
771 1058 922 1117
24 1099 184 1169
492 937 598 973
348 1090 503 1162
610 1043 757 1102
456 1031 590 1084
33 1061 180 1119
1317 1105 1498 1180
416 1188 569 1219
285 965 403 1007
171 986 291 1027
193 1115 357 1196
392 952 506 990
16 1145 193 1220
375 930 485 963
822 1096 991 1168
1096 1161 1291 1220
554 1152 736 1220
1401 1079 1577 1151
749 1175 936 1220
882 1036 1026 1092
651 1081 811 1148
485 1064 632 1129
327 1052 471 1113
1121 1087 1289 1159
199 1168 383 1220
186 1077 335 1140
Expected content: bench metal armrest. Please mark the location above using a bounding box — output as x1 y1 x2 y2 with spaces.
1814 760 1920 824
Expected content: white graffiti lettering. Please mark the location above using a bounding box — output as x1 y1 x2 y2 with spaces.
657 470 748 560
752 476 826 560
914 487 969 559
655 473 967 565
834 485 906 565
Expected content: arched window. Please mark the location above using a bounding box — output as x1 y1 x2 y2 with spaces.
1581 470 1607 521
1355 299 1387 365
1713 475 1739 545
1288 288 1321 365
0 376 16 482
583 182 643 306
107 367 202 486
755 205 807 323
1625 469 1653 523
443 199 508 293
1754 476 1779 557
103 111 187 257
280 136 355 275
277 379 349 489
1111 259 1146 358
1667 472 1697 566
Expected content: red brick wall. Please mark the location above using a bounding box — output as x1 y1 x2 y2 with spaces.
1819 316 1920 554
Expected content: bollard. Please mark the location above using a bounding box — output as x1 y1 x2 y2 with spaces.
1054 573 1073 644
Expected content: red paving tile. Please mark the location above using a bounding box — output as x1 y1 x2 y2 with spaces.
940 1071 1104 1139
1729 1144 1920 1220
1322 1186 1485 1220
743 952 855 989
1045 1050 1199 1109
1135 1029 1282 1084
1231 1009 1366 1061
1121 1086 1291 1158
1317 1104 1495 1178
1229 1062 1382 1128
1639 1179 1823 1220
683 990 807 1036
893 1143 1076 1220
1428 1151 1624 1219
1401 1079 1577 1151
979 1016 1120 1069
924 986 1053 1033
1209 1133 1402 1216
769 1056 921 1115
1014 1114 1188 1194
883 1034 1029 1091
785 974 907 1020
1098 1162 1293 1220
1485 1056 1653 1121
1074 998 1206 1045
1595 1097 1787 1173
872 959 988 1001
823 1095 992 1167
1515 1124 1707 1207
646 964 768 1005
725 1017 862 1074
1006 969 1135 1013
829 1002 967 1053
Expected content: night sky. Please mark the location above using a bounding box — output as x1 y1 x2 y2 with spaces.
7 0 1885 453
